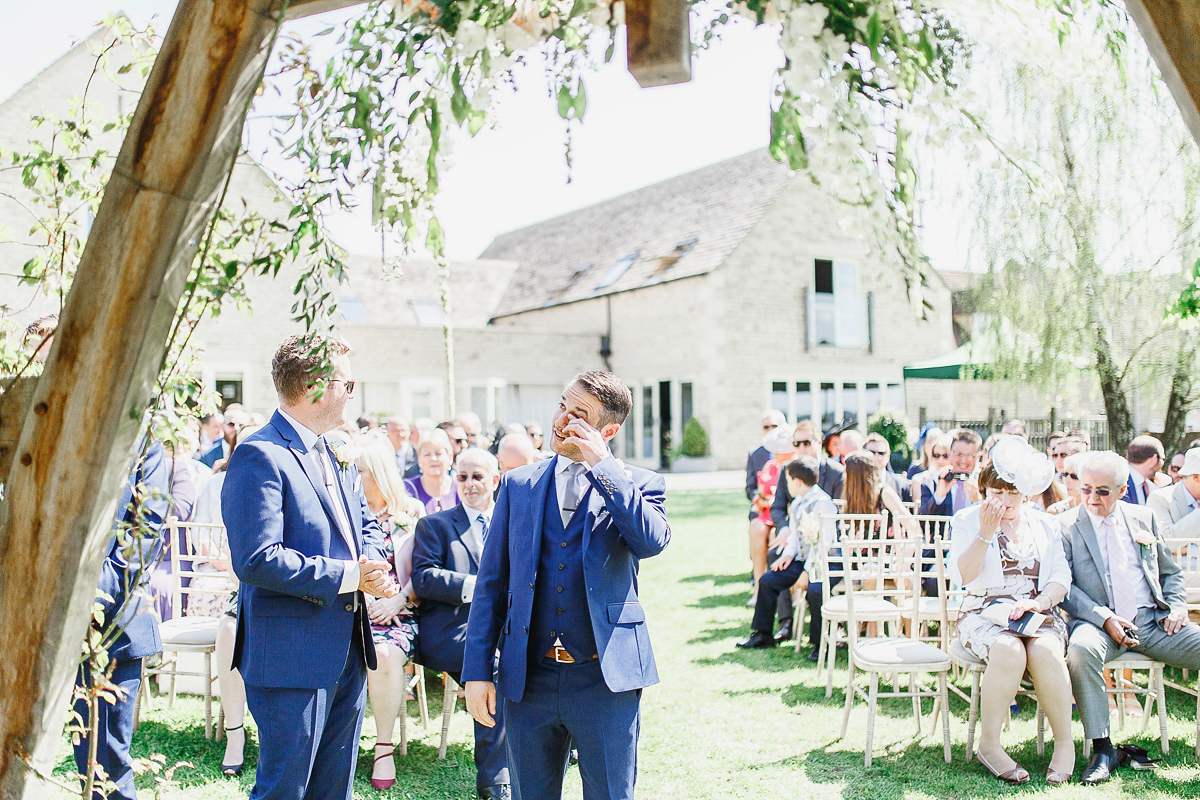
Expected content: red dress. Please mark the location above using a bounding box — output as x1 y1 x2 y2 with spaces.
754 460 781 526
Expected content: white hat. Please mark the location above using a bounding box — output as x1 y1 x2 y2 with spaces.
763 428 795 455
1180 448 1200 477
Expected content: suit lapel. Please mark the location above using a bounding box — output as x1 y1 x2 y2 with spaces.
1116 504 1158 594
1174 483 1193 520
526 460 556 580
454 505 484 568
271 412 346 543
1073 511 1110 606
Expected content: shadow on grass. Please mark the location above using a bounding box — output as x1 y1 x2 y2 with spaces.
691 591 751 610
679 572 749 587
693 650 804 673
688 625 747 645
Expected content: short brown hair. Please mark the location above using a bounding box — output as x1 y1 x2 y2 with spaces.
570 371 633 427
271 334 351 405
1126 435 1164 466
794 419 820 439
785 456 819 487
950 428 983 449
977 461 1017 493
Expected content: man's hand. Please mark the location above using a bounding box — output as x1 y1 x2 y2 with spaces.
964 479 981 504
1163 609 1190 635
358 556 399 598
770 554 793 572
561 417 610 467
767 527 786 552
465 680 497 728
1103 615 1139 647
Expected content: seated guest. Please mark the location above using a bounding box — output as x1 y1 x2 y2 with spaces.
199 404 249 467
412 448 509 799
1148 448 1200 539
864 432 909 500
837 428 865 463
909 433 952 499
1168 451 1187 483
747 410 787 515
1046 452 1085 515
355 439 425 791
1124 435 1170 505
748 429 795 605
737 457 836 655
907 425 945 479
920 428 982 515
497 429 541 473
405 428 459 514
949 440 1072 785
843 449 917 538
1033 479 1067 512
1061 451 1200 784
1001 418 1027 440
1045 430 1066 459
1051 436 1088 480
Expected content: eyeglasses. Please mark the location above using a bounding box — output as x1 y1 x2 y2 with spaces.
1052 452 1067 459
452 437 468 445
330 378 356 395
865 449 888 457
456 472 488 482
763 424 778 432
1063 472 1078 481
1079 486 1114 497
1169 466 1182 473
931 451 950 459
793 439 814 447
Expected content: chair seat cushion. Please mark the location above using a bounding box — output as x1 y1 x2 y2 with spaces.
824 597 900 618
948 638 985 669
160 615 220 646
854 637 950 669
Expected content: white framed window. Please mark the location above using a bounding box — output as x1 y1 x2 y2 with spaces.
807 258 870 349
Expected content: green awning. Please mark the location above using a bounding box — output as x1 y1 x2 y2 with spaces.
903 339 995 381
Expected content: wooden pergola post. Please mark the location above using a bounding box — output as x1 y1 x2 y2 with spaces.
0 0 688 795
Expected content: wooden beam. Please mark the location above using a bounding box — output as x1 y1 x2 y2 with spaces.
625 0 692 88
0 0 352 794
1126 0 1200 149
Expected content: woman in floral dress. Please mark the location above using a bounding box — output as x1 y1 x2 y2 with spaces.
948 440 1074 785
354 437 426 790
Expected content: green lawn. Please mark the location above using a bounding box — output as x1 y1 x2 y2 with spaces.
46 489 1200 798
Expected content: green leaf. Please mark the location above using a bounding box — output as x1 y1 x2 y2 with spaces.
866 12 883 52
557 85 573 120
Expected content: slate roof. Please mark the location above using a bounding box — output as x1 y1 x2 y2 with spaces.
481 149 794 319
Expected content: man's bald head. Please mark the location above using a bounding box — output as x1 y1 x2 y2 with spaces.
498 431 539 473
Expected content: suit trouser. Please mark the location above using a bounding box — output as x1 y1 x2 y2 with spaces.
751 560 804 634
1067 607 1200 739
244 646 366 800
505 658 640 800
449 671 510 788
73 657 143 800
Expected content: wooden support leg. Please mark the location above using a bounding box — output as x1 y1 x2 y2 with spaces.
964 669 980 763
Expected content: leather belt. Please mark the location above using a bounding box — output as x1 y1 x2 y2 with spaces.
544 646 598 664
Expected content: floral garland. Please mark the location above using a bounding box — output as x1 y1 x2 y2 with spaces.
274 0 965 308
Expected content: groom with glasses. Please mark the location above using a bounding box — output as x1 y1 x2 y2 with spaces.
1059 450 1200 784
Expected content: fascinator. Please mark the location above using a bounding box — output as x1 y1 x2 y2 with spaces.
989 436 1055 496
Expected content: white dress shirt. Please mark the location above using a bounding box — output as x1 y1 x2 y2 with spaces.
278 409 360 594
555 453 613 511
460 506 492 603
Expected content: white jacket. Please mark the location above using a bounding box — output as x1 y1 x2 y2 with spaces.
948 504 1071 594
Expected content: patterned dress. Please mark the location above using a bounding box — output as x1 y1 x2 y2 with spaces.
956 527 1068 661
369 512 419 656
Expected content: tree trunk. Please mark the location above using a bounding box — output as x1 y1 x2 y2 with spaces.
1161 349 1194 455
1093 326 1135 453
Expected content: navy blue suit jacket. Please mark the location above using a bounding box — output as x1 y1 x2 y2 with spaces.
223 411 387 689
100 439 171 661
198 440 224 468
411 504 483 674
462 457 670 701
919 478 955 516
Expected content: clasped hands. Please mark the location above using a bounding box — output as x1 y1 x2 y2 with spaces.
357 554 400 599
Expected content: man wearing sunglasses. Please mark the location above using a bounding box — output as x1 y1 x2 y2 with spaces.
746 410 787 518
1059 451 1200 784
199 404 250 467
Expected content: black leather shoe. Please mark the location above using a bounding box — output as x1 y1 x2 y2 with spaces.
737 631 776 649
774 619 794 642
806 648 820 662
1081 750 1120 785
478 785 511 800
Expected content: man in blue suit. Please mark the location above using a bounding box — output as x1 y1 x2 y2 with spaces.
74 436 170 800
463 371 671 800
223 335 397 800
198 405 248 468
1123 435 1167 506
412 447 509 799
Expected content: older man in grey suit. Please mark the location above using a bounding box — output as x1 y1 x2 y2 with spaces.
1060 451 1200 784
1148 448 1200 539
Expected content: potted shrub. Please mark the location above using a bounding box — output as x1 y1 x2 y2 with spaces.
868 409 912 473
672 417 718 472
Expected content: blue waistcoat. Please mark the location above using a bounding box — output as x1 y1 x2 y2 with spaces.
529 478 597 662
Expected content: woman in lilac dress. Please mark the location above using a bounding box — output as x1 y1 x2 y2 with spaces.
404 427 459 514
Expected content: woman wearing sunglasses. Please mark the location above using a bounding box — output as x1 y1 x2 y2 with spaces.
949 439 1073 785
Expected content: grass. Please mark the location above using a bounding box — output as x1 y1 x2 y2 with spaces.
43 489 1200 798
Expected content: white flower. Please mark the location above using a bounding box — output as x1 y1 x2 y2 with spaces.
798 512 821 544
1132 529 1156 547
455 20 488 57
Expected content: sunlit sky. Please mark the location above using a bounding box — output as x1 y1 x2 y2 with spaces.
2 0 968 266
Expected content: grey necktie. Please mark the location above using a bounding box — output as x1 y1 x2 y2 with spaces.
314 436 356 557
561 462 585 526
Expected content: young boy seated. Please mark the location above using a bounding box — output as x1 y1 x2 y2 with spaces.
737 456 837 657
